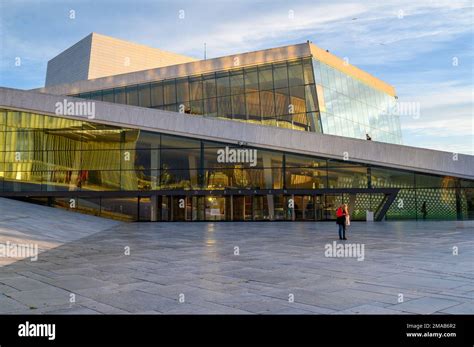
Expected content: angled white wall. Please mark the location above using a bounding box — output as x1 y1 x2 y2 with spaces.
45 33 196 87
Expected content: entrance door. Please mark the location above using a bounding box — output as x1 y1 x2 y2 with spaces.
233 196 252 221
160 195 171 221
138 196 152 221
314 195 323 220
294 195 315 220
324 195 342 220
253 195 270 220
205 196 226 221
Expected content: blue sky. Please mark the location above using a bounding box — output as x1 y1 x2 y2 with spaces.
0 0 472 154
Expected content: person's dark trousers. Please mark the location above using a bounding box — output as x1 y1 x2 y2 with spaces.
338 224 345 239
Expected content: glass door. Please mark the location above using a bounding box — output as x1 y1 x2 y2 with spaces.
324 194 342 220
205 196 226 221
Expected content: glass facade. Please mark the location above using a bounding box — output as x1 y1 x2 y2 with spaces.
313 59 402 144
0 109 472 222
71 55 404 145
73 58 322 133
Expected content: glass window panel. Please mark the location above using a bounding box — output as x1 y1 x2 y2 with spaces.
416 173 454 188
285 166 327 189
150 82 164 106
134 170 159 191
90 91 102 101
161 134 200 149
285 153 327 167
303 59 315 84
176 78 189 103
81 170 121 191
230 70 245 95
288 60 304 86
307 111 322 133
217 96 232 118
131 130 160 149
82 150 121 170
4 150 39 166
371 167 414 188
123 129 142 151
190 100 204 115
258 65 273 90
244 67 259 92
123 149 159 170
277 114 293 129
260 90 275 117
2 170 40 192
164 104 177 112
291 113 309 130
43 150 74 171
245 92 261 121
386 189 417 220
216 72 231 96
135 170 156 191
125 86 138 106
100 197 138 221
328 68 336 90
320 64 329 87
341 75 349 95
274 88 289 116
102 89 114 103
163 80 177 105
4 131 43 152
161 169 198 189
40 171 77 191
327 166 368 188
313 65 322 85
161 147 201 170
231 94 246 120
138 84 151 107
290 85 306 114
0 109 6 125
203 73 216 98
273 63 288 89
189 76 203 100
7 111 44 130
204 168 239 189
114 87 126 104
240 168 270 189
204 98 217 117
305 85 318 112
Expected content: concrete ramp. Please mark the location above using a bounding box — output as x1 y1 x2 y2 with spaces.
0 198 121 266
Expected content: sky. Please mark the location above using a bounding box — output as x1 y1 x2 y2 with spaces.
0 0 472 155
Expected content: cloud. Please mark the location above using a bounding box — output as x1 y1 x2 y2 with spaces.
398 80 473 154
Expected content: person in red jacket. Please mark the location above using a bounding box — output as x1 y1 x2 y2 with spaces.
336 204 347 240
